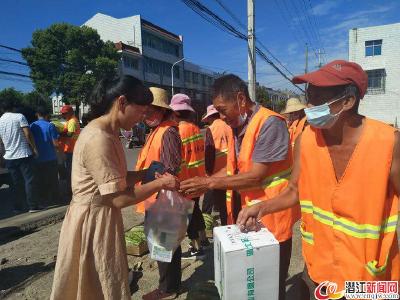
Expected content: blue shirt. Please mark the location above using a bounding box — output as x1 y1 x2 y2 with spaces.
30 119 59 162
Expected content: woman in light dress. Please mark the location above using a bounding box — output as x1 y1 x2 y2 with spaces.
50 75 179 300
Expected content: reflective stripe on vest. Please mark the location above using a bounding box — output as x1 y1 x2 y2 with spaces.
181 133 203 145
135 121 178 213
298 119 399 286
300 200 398 239
179 122 205 180
225 106 295 242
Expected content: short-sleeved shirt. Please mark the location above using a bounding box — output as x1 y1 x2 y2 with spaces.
234 105 289 163
0 112 32 160
72 125 127 198
30 119 60 163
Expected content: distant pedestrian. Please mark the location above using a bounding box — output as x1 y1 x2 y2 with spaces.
58 104 80 199
0 101 41 213
30 106 61 206
201 105 232 225
170 94 209 259
281 97 307 148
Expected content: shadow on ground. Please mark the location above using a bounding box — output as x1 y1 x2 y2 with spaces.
0 261 56 292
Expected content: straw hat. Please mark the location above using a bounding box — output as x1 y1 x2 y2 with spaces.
281 98 306 114
149 87 171 110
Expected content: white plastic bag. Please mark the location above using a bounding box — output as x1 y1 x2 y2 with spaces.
144 190 194 262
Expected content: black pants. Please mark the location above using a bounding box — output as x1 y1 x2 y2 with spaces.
35 160 61 206
187 198 206 240
202 189 228 226
231 191 242 223
5 156 38 210
65 152 73 198
157 246 182 293
279 238 293 300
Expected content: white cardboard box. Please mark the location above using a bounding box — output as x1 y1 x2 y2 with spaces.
214 225 279 300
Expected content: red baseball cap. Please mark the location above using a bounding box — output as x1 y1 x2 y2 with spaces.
292 60 368 98
60 105 73 114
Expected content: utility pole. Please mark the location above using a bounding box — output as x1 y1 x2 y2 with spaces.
317 49 323 68
248 0 256 101
305 43 309 73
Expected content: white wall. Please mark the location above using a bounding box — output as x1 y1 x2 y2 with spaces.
349 23 400 125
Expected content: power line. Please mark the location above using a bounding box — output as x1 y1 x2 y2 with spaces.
0 58 29 66
0 44 22 53
0 70 32 78
181 0 303 92
213 0 295 77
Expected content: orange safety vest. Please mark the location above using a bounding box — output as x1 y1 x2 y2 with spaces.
59 116 80 153
208 118 232 174
298 118 399 290
178 121 205 179
134 120 178 213
288 117 307 223
289 117 307 147
226 106 295 242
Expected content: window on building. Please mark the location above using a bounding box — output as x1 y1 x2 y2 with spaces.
192 72 199 84
201 74 207 86
173 66 180 79
366 69 386 94
365 40 382 57
123 56 139 70
142 31 180 57
144 56 180 78
185 71 191 83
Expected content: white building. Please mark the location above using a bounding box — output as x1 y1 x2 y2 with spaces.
83 13 217 104
349 23 400 126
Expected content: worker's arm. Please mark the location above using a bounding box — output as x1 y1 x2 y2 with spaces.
390 131 400 199
105 173 179 209
236 134 302 231
180 161 271 197
211 167 226 178
22 127 38 157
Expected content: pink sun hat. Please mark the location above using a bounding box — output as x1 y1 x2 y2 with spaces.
202 105 219 121
169 93 195 112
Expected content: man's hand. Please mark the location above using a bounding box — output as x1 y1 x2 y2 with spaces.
180 176 211 198
155 172 180 191
236 202 266 232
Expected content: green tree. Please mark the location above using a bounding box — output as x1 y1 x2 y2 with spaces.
22 23 120 116
0 88 25 113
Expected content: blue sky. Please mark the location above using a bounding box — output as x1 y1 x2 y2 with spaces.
0 0 399 93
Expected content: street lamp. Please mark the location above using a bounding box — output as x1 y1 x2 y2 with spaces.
171 57 185 95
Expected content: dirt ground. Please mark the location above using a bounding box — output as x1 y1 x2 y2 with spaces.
0 206 304 300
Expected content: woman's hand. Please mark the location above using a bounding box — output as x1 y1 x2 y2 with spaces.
155 172 180 190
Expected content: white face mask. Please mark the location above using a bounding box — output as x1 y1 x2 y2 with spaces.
304 96 345 129
237 100 247 127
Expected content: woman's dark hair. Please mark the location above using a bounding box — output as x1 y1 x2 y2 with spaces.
88 75 153 120
175 110 194 121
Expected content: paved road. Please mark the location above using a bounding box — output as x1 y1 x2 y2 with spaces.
0 138 140 220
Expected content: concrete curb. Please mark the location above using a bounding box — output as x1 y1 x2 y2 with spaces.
0 206 68 242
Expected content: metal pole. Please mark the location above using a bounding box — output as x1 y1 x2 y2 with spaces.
248 0 256 101
171 57 185 95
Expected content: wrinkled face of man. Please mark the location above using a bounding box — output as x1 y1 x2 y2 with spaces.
212 91 246 129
